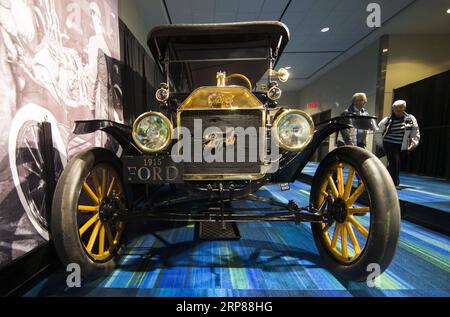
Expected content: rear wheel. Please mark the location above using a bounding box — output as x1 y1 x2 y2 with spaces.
51 148 127 278
310 146 400 281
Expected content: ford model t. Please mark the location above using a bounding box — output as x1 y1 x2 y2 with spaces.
51 22 400 281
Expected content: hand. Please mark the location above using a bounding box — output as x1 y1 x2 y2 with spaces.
408 146 414 154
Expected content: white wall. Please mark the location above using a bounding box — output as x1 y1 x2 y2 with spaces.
292 33 450 156
383 34 450 116
278 91 300 108
297 40 381 151
298 41 380 117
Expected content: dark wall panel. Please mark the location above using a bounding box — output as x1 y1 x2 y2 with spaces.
393 70 450 179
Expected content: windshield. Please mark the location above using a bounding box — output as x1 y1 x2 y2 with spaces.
166 39 271 93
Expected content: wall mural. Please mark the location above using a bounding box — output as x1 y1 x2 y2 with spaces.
0 0 120 267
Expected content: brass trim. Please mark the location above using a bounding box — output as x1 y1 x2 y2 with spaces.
269 68 290 83
272 109 315 152
177 108 267 181
178 86 263 110
225 73 253 91
132 111 174 153
177 107 265 113
216 71 226 87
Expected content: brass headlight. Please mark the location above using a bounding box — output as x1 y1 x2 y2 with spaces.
132 112 173 152
273 109 314 151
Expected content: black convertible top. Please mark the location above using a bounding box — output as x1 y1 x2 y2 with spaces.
147 22 290 92
148 21 290 62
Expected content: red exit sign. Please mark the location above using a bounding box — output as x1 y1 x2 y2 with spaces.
307 102 319 108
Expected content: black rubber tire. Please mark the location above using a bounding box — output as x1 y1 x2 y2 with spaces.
310 146 400 281
51 148 127 278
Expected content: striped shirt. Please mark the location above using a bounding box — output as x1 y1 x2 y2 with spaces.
384 117 406 144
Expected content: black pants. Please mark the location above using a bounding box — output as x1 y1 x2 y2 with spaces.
383 141 402 186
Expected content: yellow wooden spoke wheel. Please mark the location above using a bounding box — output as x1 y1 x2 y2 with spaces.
317 162 370 264
77 163 126 262
310 146 400 281
52 148 128 278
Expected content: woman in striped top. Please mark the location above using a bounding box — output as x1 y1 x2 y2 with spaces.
376 100 421 187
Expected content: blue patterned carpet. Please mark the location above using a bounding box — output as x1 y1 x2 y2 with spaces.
303 162 450 213
24 181 450 297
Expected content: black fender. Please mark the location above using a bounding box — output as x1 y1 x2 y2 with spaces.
74 120 142 156
272 115 378 183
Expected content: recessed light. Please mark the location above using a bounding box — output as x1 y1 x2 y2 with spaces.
321 27 330 33
447 8 450 14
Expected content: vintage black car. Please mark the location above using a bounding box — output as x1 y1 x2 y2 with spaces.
51 22 400 281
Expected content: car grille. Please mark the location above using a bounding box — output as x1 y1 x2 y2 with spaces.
177 109 266 180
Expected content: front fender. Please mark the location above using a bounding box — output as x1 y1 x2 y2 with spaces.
74 120 142 155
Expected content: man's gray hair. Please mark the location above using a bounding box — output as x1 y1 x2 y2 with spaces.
392 100 407 109
352 92 367 103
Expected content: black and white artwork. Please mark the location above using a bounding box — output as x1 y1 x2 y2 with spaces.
0 0 121 267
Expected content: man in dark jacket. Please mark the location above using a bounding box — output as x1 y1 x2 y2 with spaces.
337 92 370 148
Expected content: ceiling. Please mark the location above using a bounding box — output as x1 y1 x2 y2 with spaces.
134 0 450 91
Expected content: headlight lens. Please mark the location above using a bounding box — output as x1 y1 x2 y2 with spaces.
132 112 173 152
273 110 314 151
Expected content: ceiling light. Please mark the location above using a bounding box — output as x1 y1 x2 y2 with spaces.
447 8 450 14
321 27 330 33
382 48 389 53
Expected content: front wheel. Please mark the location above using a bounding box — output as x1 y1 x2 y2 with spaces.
51 148 127 278
310 146 400 281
